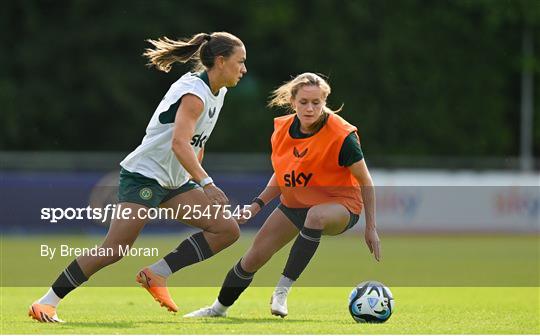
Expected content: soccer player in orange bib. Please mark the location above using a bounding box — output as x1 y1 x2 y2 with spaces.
185 72 380 318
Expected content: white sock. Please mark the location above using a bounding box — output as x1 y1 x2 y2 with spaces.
211 298 229 314
37 288 61 307
149 259 173 278
275 275 295 293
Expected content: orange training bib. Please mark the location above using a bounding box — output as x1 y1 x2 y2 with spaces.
271 113 363 214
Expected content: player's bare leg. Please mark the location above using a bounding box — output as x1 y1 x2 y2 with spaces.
271 203 351 317
30 203 150 322
185 207 298 318
138 188 240 313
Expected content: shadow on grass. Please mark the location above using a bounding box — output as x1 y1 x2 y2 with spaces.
57 321 138 329
140 316 313 324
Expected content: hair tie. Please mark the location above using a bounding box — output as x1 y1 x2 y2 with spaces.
203 34 212 42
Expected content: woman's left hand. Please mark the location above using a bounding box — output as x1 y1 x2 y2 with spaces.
238 203 260 224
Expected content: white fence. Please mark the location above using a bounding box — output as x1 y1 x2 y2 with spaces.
357 170 540 233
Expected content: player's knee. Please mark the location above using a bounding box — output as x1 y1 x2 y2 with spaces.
305 208 326 230
219 219 240 246
227 221 241 244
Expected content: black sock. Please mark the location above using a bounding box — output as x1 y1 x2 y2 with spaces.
163 231 214 273
217 259 255 307
282 227 322 281
51 259 89 298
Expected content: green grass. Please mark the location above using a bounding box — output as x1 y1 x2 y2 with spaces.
1 233 538 287
1 287 539 334
1 233 539 334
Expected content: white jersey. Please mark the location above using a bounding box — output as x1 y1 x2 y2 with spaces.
120 72 227 188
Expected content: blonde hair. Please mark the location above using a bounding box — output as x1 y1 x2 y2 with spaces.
268 72 342 133
143 32 243 73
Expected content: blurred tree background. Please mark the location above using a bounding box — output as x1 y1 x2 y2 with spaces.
1 0 539 160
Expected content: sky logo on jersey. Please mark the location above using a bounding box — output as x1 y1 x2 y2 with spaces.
191 132 208 148
208 107 216 118
284 170 313 187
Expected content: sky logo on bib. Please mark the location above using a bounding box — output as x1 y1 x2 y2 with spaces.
208 107 216 118
139 187 153 200
284 170 313 187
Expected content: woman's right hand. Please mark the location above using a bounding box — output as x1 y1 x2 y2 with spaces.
238 203 261 224
364 226 381 262
202 184 229 206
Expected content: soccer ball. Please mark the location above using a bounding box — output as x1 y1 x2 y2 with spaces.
348 281 394 323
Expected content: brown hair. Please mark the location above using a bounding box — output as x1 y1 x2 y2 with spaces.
143 32 243 73
268 72 342 133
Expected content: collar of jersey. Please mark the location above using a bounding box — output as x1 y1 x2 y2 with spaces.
196 71 220 98
289 115 328 139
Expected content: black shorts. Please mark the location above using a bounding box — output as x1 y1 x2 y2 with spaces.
117 168 200 208
278 203 360 233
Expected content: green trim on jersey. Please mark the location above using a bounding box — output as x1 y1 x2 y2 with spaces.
196 71 218 97
159 72 215 125
288 115 323 139
288 115 364 166
159 99 181 124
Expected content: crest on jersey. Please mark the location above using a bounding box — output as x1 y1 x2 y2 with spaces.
293 147 308 158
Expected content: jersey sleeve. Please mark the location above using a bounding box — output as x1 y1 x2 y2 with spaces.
183 80 207 105
338 132 364 167
156 77 207 124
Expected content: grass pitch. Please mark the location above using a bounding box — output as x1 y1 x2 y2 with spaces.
2 287 539 334
1 233 538 334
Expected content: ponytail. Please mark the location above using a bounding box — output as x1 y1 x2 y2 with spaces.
143 32 243 73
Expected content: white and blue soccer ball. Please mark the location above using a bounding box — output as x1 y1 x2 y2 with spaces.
348 281 394 323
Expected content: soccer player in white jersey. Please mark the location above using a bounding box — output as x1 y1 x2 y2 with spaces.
29 32 247 322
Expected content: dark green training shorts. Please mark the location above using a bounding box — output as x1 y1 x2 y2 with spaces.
278 203 360 233
118 168 200 208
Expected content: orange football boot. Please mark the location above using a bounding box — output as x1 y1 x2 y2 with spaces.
28 302 64 323
136 267 178 312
